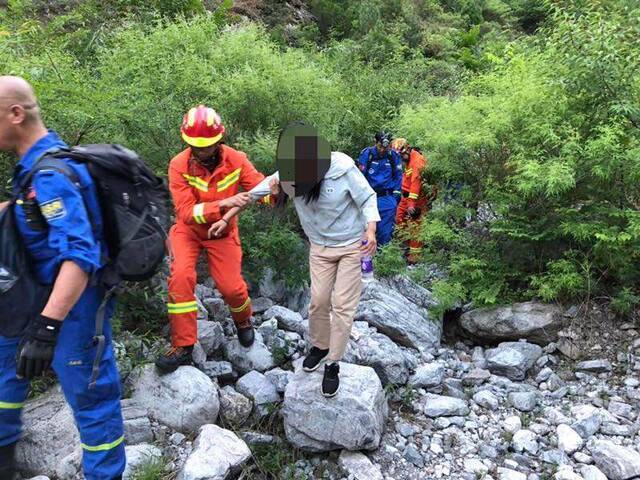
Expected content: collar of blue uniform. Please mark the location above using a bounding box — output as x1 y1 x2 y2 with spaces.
16 130 67 179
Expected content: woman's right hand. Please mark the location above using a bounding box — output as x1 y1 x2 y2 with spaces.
269 177 281 196
219 192 252 209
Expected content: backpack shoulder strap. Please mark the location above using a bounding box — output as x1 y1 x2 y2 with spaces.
20 150 80 192
366 150 374 175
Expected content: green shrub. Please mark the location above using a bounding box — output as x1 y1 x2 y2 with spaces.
395 2 640 308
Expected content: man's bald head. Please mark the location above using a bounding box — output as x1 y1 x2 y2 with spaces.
0 75 37 104
0 76 47 155
0 76 40 124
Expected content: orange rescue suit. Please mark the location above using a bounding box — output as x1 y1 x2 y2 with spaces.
167 144 269 347
395 149 432 263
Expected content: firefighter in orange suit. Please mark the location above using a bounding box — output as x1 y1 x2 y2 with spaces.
156 105 271 372
392 138 434 264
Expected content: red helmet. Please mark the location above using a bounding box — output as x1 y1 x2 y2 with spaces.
181 105 225 148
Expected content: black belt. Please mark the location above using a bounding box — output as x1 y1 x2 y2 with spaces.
375 189 394 197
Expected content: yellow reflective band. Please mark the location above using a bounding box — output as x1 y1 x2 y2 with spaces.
168 306 198 314
0 401 24 409
193 203 206 224
229 297 251 313
405 168 413 175
82 435 124 452
217 168 242 192
409 247 422 252
182 132 223 148
183 174 209 192
408 193 419 199
168 301 198 314
263 195 271 205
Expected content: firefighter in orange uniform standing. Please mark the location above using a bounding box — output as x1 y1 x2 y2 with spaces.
156 105 270 372
392 138 433 264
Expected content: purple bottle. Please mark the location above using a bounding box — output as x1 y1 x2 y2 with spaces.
361 240 374 283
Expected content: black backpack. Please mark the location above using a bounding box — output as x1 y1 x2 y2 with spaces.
0 145 170 386
29 144 171 286
0 203 51 338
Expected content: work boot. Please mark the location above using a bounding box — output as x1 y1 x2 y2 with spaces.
322 362 340 397
237 326 255 348
303 346 329 372
0 442 17 479
155 346 193 373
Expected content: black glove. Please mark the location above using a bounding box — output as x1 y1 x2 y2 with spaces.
16 314 61 380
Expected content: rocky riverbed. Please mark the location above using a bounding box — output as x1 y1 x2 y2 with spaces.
15 274 640 480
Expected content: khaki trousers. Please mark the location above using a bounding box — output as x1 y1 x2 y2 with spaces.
308 240 363 362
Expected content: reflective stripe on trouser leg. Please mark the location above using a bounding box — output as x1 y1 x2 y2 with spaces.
229 297 252 328
54 345 125 480
0 336 29 447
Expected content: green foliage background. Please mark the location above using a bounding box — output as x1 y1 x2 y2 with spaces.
1 0 638 314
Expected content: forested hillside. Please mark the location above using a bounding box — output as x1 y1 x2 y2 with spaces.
4 0 637 315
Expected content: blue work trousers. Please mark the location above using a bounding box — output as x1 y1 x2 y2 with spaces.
0 286 125 480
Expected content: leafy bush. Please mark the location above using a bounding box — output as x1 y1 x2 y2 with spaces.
395 2 640 308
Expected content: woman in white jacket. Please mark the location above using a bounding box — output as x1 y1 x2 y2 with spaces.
210 132 379 397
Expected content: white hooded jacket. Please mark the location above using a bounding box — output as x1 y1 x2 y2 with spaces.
250 151 380 247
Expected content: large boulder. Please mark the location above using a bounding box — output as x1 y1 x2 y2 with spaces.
459 301 563 345
587 439 640 480
264 305 307 336
381 275 438 310
128 364 219 432
485 341 543 381
343 322 417 386
236 370 280 416
224 331 276 373
282 363 388 452
354 280 442 351
15 389 81 479
178 424 251 480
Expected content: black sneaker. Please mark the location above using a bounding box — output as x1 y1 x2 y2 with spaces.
155 346 193 373
303 346 329 372
237 326 255 348
322 362 340 397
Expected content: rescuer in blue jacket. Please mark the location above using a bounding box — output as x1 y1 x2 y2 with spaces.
358 131 403 245
0 76 125 479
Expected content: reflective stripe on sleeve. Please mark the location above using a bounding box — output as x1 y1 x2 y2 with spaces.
193 203 206 224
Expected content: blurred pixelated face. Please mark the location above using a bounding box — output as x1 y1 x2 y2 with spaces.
276 123 331 197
